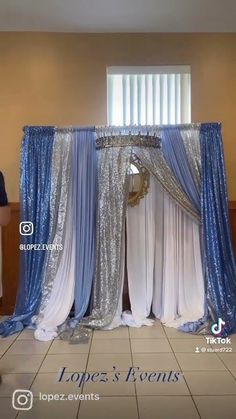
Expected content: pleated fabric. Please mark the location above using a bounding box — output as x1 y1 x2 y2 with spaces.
124 176 156 327
34 188 76 341
33 130 72 328
0 127 54 337
69 129 97 325
34 128 97 341
152 178 205 327
122 176 204 329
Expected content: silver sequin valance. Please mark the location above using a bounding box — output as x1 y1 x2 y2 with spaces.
96 134 161 149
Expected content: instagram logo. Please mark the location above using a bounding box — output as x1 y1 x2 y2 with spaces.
19 221 34 236
12 389 33 410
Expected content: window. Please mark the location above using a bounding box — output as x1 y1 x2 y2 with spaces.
107 66 191 126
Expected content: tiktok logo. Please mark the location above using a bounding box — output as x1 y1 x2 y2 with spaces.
211 318 226 336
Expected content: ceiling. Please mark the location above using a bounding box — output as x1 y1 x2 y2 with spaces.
0 0 235 32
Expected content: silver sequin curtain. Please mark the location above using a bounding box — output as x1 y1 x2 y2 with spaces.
133 146 200 222
181 126 201 191
34 130 72 323
81 146 132 328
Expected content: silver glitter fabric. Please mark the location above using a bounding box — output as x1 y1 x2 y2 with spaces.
80 146 132 328
133 146 200 222
96 134 160 149
59 324 92 344
96 123 201 137
181 126 201 191
33 129 72 324
80 131 199 331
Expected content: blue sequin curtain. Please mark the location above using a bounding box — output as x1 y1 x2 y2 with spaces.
200 123 236 335
69 128 97 325
0 127 54 336
161 127 201 212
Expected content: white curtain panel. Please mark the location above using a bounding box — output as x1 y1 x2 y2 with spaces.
124 176 156 327
106 180 156 329
34 193 76 341
104 174 204 330
152 178 205 327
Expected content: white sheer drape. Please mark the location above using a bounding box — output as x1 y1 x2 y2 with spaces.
34 195 76 341
152 178 205 326
106 175 204 329
124 177 156 327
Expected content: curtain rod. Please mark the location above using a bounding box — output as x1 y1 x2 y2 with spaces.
95 123 202 130
23 122 221 133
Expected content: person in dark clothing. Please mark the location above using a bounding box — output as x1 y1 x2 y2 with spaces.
0 171 10 384
0 171 10 225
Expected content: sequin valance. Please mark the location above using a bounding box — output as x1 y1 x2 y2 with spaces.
96 134 161 149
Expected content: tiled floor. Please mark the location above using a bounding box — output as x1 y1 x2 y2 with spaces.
0 316 236 419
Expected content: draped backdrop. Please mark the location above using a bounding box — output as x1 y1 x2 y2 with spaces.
0 122 235 340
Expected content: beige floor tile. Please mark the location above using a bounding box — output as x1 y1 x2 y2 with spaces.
149 319 164 327
83 372 135 396
39 354 88 373
93 327 129 339
228 333 236 345
164 326 208 339
17 398 79 419
138 395 199 419
7 340 51 355
135 372 188 395
0 334 18 342
0 338 15 355
78 396 138 419
90 338 130 354
0 398 17 419
231 371 236 379
175 353 226 371
131 338 172 353
87 353 132 371
0 374 35 397
218 353 236 371
169 338 210 353
0 355 44 373
132 352 179 371
184 371 236 395
17 329 36 340
48 340 90 354
31 373 82 395
194 395 236 419
129 325 166 339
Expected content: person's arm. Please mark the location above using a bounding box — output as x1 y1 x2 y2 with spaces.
0 171 11 226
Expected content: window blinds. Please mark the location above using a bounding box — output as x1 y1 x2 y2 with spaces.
107 66 191 126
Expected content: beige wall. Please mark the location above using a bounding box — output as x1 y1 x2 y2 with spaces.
0 32 236 201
